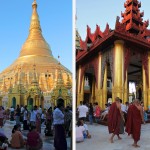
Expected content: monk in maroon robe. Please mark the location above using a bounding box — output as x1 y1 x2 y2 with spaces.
108 97 124 143
126 99 144 148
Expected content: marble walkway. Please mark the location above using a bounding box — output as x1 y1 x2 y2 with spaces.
1 120 71 150
76 123 150 150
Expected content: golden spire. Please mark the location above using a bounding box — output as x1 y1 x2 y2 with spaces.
19 0 52 57
30 0 41 32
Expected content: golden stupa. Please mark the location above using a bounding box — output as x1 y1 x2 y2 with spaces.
0 0 72 108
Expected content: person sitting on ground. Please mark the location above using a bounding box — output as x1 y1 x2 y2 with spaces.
0 132 9 149
10 124 24 149
76 120 85 143
80 119 91 139
100 104 109 120
26 125 43 150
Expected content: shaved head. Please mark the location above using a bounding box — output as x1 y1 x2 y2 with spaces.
115 97 120 102
133 99 140 104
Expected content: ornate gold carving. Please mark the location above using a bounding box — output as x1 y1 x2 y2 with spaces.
124 88 128 93
143 90 148 94
112 86 124 93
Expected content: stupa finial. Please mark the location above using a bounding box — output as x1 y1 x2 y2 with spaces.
19 0 53 58
32 0 37 6
30 0 40 31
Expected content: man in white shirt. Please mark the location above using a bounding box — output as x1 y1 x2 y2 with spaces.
78 101 88 121
38 105 42 114
21 105 24 114
30 106 38 126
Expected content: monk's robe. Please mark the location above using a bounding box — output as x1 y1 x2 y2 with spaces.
125 105 142 142
108 102 121 135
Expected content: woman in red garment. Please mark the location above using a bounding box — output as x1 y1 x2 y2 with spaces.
26 125 43 150
94 102 101 123
108 97 125 143
126 99 144 148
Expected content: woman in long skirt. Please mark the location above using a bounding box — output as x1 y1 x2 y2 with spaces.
0 106 5 128
36 112 41 133
23 106 29 130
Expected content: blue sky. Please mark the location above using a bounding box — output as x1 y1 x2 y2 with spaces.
0 0 72 72
76 0 150 40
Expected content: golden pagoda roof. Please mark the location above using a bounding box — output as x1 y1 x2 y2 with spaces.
19 0 52 58
0 0 71 79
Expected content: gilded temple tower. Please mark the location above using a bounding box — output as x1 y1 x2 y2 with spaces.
0 0 72 108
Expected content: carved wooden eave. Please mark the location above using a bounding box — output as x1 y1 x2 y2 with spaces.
141 29 150 39
77 24 111 60
76 31 114 65
77 0 150 66
95 25 104 38
77 25 150 66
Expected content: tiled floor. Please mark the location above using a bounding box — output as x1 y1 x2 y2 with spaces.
76 123 150 150
1 120 71 150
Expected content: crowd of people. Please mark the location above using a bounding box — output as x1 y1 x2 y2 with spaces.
76 98 147 148
0 98 72 150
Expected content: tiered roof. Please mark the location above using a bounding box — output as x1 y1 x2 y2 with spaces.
121 0 149 35
76 0 150 63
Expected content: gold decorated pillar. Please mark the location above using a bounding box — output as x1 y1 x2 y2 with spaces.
103 65 107 109
143 65 148 110
113 40 124 101
91 79 95 103
34 98 36 106
97 53 103 108
143 66 147 108
16 96 20 106
8 97 11 108
77 65 84 106
124 71 128 103
35 97 39 106
24 96 27 106
147 52 150 108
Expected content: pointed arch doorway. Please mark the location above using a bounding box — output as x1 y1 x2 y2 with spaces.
27 97 33 110
12 97 16 108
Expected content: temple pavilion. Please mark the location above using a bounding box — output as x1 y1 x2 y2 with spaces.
76 0 150 110
0 0 72 109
